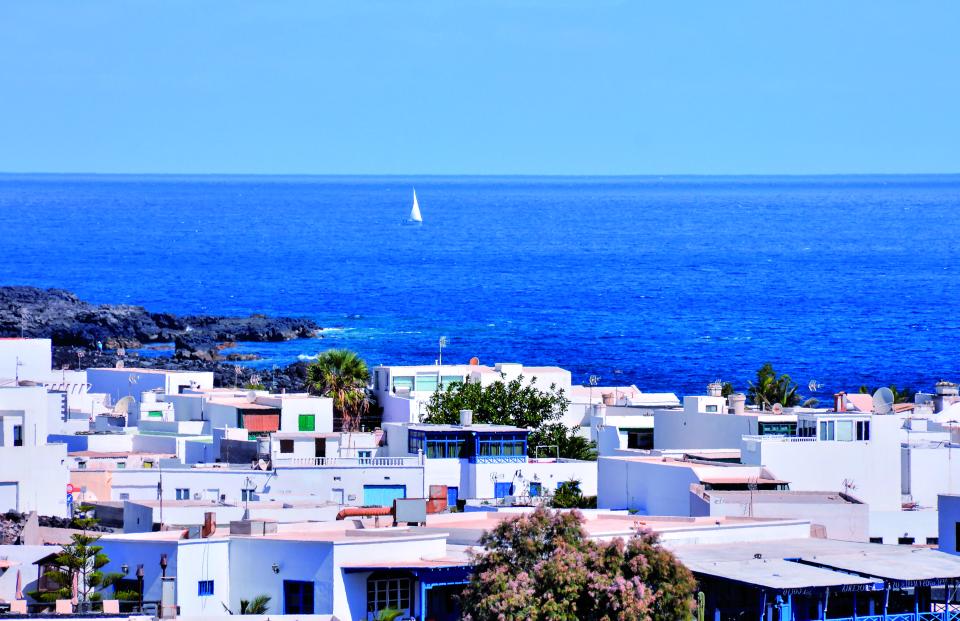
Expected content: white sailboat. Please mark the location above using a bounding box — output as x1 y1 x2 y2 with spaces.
405 188 423 225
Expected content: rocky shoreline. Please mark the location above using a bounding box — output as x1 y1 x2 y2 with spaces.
2 286 320 392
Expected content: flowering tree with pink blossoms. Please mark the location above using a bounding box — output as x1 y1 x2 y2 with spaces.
461 507 696 621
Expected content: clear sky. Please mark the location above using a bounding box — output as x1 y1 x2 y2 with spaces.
1 1 958 175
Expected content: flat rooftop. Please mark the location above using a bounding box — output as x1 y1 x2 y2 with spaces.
697 490 862 505
407 423 527 433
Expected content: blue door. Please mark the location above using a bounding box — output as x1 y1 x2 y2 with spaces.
494 482 513 499
529 482 542 497
447 486 459 507
363 484 406 507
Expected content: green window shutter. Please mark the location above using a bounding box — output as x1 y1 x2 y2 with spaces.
298 414 316 431
148 410 163 418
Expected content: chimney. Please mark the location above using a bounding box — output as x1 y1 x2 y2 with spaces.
934 381 958 413
707 381 723 397
727 393 746 415
834 392 846 413
202 512 216 538
459 409 473 427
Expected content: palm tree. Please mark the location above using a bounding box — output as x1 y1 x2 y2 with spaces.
306 349 371 432
239 594 271 614
748 363 817 409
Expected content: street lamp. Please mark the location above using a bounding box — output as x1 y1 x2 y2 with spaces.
135 565 144 612
159 554 168 578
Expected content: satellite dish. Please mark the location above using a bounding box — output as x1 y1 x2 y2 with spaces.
771 403 784 415
873 387 895 414
245 391 258 404
808 380 819 392
112 396 135 415
469 357 480 366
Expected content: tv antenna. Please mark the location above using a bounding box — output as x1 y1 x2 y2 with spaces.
808 380 821 393
438 336 447 366
872 387 895 414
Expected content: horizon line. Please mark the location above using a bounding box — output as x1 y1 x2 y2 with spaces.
2 171 960 179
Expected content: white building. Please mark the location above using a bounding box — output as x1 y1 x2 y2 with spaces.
86 367 214 426
0 386 70 516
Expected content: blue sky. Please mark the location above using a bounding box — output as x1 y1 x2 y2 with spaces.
1 1 958 175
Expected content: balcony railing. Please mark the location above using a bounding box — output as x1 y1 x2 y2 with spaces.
742 435 817 443
276 455 423 467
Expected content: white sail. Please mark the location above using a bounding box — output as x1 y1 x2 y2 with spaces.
409 189 423 222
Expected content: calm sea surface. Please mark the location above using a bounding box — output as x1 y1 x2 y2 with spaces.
1 174 959 398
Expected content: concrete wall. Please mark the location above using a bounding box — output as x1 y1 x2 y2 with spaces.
741 415 903 511
655 410 758 450
903 444 960 509
0 386 51 448
939 495 960 555
0 338 51 382
0 444 69 516
689 492 869 541
230 538 335 615
870 509 939 545
597 457 700 515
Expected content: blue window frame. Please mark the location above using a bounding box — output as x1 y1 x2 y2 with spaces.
198 580 214 597
409 430 466 458
474 432 527 462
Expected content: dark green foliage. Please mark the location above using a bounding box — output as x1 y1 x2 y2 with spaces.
306 349 371 432
748 363 817 409
423 375 597 460
551 480 597 509
28 507 122 605
240 594 271 614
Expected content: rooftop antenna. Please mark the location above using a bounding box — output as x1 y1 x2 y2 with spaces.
872 387 895 415
808 380 820 393
438 336 447 366
589 375 600 405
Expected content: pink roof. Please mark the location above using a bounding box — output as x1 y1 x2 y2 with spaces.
844 394 874 413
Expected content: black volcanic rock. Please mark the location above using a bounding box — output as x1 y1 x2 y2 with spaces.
0 286 320 349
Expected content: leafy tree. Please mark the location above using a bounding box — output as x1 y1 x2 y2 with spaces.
29 507 123 606
720 382 735 398
423 375 596 460
239 594 271 614
858 384 916 404
550 480 597 509
374 608 404 621
747 363 817 409
306 349 370 432
461 506 696 621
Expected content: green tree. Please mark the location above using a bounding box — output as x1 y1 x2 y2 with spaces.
239 594 271 614
29 508 123 607
306 349 371 432
550 480 597 509
858 384 916 404
748 363 817 409
461 506 696 621
423 376 596 460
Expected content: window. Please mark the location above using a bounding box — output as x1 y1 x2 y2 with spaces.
358 450 372 461
440 375 464 388
13 425 23 447
626 429 653 450
279 439 294 454
856 421 871 441
298 414 315 432
143 461 154 469
117 461 126 469
869 537 883 544
241 489 253 502
705 404 718 413
414 374 439 394
283 580 315 614
477 433 526 459
147 410 163 418
836 420 854 442
955 522 960 552
367 574 411 614
392 376 414 393
758 422 797 436
119 493 130 501
198 580 214 597
927 537 939 545
898 537 915 545
819 421 835 441
175 488 190 500
78 461 87 469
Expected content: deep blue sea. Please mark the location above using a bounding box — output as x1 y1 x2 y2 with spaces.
1 174 959 398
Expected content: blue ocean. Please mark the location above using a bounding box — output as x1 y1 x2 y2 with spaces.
2 174 959 398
